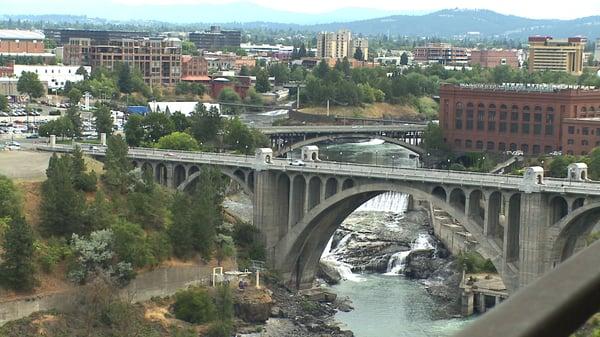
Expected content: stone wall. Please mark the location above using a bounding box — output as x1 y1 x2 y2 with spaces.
429 202 478 255
0 264 214 326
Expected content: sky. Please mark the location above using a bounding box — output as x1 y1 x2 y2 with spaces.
2 0 600 21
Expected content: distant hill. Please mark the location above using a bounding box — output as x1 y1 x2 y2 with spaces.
3 8 600 39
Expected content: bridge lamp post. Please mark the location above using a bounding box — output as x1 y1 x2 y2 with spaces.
375 151 379 165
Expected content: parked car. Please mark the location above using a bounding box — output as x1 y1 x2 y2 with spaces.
26 134 39 139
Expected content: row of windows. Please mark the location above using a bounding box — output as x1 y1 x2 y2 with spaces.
456 111 552 122
567 126 600 136
455 102 555 113
455 120 553 135
566 139 600 146
453 139 554 154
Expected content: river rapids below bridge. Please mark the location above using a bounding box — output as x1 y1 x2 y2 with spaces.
224 139 474 336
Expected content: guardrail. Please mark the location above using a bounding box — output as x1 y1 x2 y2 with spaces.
452 239 600 337
37 145 600 196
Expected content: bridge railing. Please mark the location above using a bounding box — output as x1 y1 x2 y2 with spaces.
452 239 600 337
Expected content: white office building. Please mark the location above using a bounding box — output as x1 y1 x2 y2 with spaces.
12 65 91 90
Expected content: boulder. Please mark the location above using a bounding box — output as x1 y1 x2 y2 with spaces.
318 260 342 285
404 249 436 279
234 289 274 323
299 288 338 303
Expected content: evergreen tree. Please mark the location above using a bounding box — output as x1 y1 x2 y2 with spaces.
298 43 307 58
189 103 223 144
124 114 145 147
84 190 114 232
143 112 175 143
353 47 364 61
255 69 271 93
103 135 132 193
170 111 190 132
93 104 113 136
0 174 22 221
239 65 250 76
126 169 168 230
0 216 36 291
169 193 196 258
400 52 409 65
41 154 86 236
66 106 83 137
117 63 134 94
0 94 8 112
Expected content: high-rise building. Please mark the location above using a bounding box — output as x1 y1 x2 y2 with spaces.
527 36 586 75
188 26 241 51
44 29 146 45
88 37 182 86
316 30 368 61
594 38 600 64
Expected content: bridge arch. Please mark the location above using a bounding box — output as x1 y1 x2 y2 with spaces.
432 186 447 201
174 164 187 187
274 134 424 157
549 195 569 225
324 177 338 199
177 166 254 196
274 182 506 290
549 202 600 265
449 188 467 212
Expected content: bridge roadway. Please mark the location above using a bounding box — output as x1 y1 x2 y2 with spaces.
40 144 600 291
46 144 600 197
256 124 426 135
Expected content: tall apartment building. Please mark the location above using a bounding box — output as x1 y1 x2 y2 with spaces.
316 30 368 60
44 29 145 45
439 83 600 156
88 37 182 86
413 43 469 66
188 26 241 51
0 30 45 54
528 36 586 75
595 38 600 64
470 49 519 68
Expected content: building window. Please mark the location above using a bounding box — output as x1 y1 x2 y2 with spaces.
511 110 519 121
499 122 507 133
533 145 541 154
583 127 589 135
522 124 530 134
476 141 483 149
582 140 589 146
466 120 473 130
568 139 574 145
455 120 463 129
498 142 506 151
545 125 553 135
521 144 529 154
569 126 575 135
500 111 507 120
544 146 552 153
486 141 494 150
509 143 517 151
534 124 542 135
510 123 518 133
454 139 462 147
488 121 496 131
488 111 496 121
465 140 472 148
534 113 542 122
522 112 530 122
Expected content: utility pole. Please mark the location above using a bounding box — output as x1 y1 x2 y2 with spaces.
296 83 300 110
327 99 330 117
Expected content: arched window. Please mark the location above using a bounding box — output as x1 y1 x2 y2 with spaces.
511 105 519 120
486 141 495 150
476 141 484 149
498 142 506 151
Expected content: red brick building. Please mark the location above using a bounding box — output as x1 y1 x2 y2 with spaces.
470 49 519 68
0 30 45 54
440 83 600 156
181 55 208 81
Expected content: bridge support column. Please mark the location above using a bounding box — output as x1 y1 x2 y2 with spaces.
253 170 286 269
517 192 549 289
166 164 174 189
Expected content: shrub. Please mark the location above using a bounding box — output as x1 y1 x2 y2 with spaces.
172 288 216 324
457 251 497 273
146 231 172 266
36 237 71 273
111 221 151 268
206 320 233 337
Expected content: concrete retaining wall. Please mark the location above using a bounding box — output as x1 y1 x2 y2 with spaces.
429 203 478 255
0 264 213 326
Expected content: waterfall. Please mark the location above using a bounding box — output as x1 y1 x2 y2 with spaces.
356 192 409 213
321 233 364 282
385 234 434 275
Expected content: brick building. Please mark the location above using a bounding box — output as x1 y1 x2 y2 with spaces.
88 37 182 86
0 30 45 54
439 83 600 156
470 49 519 68
181 55 208 80
413 43 468 66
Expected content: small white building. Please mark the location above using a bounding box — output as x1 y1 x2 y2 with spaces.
148 101 221 116
12 65 91 90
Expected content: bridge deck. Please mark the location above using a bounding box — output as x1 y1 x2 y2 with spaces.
257 124 426 135
39 145 600 196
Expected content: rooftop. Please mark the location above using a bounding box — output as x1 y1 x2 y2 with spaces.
0 29 45 40
455 83 598 93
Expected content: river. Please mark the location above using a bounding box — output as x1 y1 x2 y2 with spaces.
317 139 473 337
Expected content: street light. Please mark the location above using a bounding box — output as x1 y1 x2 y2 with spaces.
375 150 379 165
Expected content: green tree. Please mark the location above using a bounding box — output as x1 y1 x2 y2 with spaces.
269 63 290 85
298 43 307 58
400 52 409 65
0 95 8 112
0 175 22 221
0 216 36 291
124 114 145 147
353 47 364 61
169 193 196 258
157 132 200 151
588 147 600 180
38 116 75 139
66 106 83 137
111 221 151 268
143 112 175 143
170 111 190 132
17 71 45 98
189 104 223 144
116 63 134 94
214 234 235 266
71 145 97 192
182 41 199 56
255 69 271 93
214 284 234 321
225 118 254 154
103 135 132 193
218 88 241 115
40 154 86 235
173 288 216 324
548 156 575 178
126 170 169 230
84 190 114 232
76 66 89 80
93 104 113 136
422 122 449 153
244 87 264 110
68 88 82 105
239 65 250 76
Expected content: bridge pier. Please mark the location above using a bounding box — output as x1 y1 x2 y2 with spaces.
517 193 549 288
